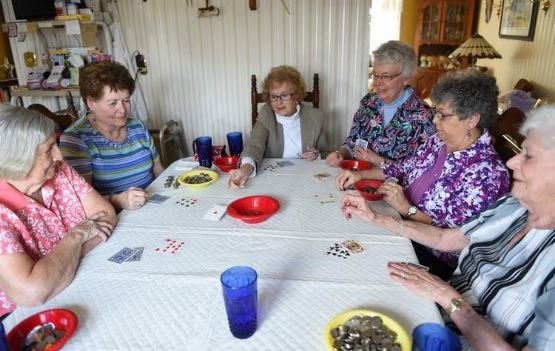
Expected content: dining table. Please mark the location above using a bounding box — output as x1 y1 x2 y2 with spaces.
4 158 443 350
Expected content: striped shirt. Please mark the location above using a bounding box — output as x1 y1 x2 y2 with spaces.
453 194 555 350
59 117 159 195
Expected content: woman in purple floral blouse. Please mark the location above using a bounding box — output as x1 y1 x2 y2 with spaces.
326 40 435 167
336 69 510 279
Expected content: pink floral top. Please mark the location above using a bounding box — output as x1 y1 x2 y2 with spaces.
0 161 92 315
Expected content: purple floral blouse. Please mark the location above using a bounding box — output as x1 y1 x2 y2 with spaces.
342 87 435 161
383 130 510 267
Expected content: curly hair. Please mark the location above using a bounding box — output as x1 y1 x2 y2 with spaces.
431 69 499 129
371 41 417 79
262 65 306 103
79 61 135 106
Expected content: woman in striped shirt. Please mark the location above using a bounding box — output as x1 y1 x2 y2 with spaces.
341 105 555 350
60 62 164 210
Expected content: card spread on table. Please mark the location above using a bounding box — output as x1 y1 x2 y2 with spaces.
108 247 139 264
325 242 351 259
355 138 369 149
126 247 145 261
342 240 365 254
175 197 199 207
277 160 294 167
147 194 170 204
154 239 185 254
203 205 227 221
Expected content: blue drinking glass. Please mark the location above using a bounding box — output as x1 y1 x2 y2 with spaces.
193 136 213 168
226 132 243 156
412 323 461 351
221 266 257 339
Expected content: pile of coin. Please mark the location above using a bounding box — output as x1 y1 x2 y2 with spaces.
24 322 65 351
330 315 402 351
164 175 179 189
183 172 212 184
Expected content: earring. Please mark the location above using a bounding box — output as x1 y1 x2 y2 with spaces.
466 128 472 138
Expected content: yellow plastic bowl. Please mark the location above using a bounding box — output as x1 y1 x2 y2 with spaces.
177 169 218 189
324 309 411 350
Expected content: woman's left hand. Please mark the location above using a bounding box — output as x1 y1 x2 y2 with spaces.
378 181 411 215
353 147 382 165
298 146 319 161
387 262 459 307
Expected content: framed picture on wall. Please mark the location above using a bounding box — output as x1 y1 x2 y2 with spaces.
499 0 539 41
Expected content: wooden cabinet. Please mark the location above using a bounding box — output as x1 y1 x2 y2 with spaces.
410 67 450 99
414 0 475 58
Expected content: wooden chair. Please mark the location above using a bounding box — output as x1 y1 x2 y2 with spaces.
150 120 186 167
490 107 526 164
250 73 319 127
513 78 533 93
27 104 77 132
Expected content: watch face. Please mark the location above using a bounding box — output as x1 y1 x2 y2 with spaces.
408 206 417 216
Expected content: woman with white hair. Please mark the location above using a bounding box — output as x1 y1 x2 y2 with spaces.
326 40 435 167
0 105 116 317
341 105 555 350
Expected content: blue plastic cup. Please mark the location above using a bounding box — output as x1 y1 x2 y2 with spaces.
412 323 461 351
226 132 243 156
193 136 213 168
221 266 257 339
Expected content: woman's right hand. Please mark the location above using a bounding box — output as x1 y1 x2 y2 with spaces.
112 187 149 210
70 211 114 244
325 151 343 167
340 194 377 223
228 164 254 188
336 170 362 191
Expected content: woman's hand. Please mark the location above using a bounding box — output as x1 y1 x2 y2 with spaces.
298 146 319 161
378 181 411 215
336 170 362 191
325 151 343 167
387 262 459 308
340 194 377 223
112 187 148 210
228 164 254 188
353 147 383 166
70 211 114 244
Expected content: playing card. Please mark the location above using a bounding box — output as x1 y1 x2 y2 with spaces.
147 194 170 204
126 247 144 262
277 160 294 167
175 197 198 207
342 240 365 254
355 138 369 149
154 239 186 254
203 205 227 221
108 247 138 264
324 242 350 259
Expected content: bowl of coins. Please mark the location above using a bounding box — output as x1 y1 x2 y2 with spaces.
227 195 280 224
214 156 239 173
8 308 78 351
339 160 372 171
177 170 218 189
324 309 411 351
354 179 384 201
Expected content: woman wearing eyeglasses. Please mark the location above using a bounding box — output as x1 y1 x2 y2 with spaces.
337 69 510 279
60 62 164 210
228 65 327 188
326 40 435 168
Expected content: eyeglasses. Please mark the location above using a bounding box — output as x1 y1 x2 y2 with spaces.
431 107 458 121
269 93 295 102
370 72 402 81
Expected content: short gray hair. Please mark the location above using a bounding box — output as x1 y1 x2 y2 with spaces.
520 104 555 149
0 105 56 180
431 69 499 129
371 41 417 79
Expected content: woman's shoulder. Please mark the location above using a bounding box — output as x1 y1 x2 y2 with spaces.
299 103 323 119
63 116 92 135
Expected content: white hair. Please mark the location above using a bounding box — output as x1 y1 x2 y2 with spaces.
520 104 555 149
372 40 417 79
0 105 55 180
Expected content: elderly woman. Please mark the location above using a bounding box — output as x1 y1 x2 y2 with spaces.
59 62 164 210
228 65 327 188
0 106 116 316
340 105 555 350
337 70 510 279
326 40 434 167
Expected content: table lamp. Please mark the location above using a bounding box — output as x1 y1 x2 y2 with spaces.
449 33 502 67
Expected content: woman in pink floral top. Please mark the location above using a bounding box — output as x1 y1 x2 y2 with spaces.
0 106 117 317
337 70 510 279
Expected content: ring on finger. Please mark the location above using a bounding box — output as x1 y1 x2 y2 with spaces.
401 271 408 279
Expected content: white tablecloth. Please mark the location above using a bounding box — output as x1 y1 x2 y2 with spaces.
4 159 442 350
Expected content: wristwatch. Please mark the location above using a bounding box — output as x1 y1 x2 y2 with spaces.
404 206 417 218
445 297 465 315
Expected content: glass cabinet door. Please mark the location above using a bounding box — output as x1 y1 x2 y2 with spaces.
421 4 440 41
443 3 466 42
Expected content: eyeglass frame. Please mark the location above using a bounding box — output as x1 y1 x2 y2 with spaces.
370 71 403 82
431 106 459 121
269 92 296 102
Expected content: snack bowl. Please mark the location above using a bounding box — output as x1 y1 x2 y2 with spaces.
339 160 372 171
227 196 280 224
324 308 411 350
214 156 239 172
354 179 384 201
8 308 78 351
177 169 218 189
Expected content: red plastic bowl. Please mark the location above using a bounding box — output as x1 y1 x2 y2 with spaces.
7 308 78 351
227 196 280 224
339 160 372 171
214 156 239 172
354 179 385 201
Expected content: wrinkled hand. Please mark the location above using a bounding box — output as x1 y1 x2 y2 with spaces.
353 147 382 165
378 181 411 215
340 194 377 223
113 187 148 210
71 211 114 244
325 151 343 167
298 146 319 161
336 170 362 191
228 164 253 188
387 262 459 307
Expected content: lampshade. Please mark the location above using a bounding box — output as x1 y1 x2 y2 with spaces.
450 33 502 66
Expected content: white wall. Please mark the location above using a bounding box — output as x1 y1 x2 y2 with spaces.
3 0 371 155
